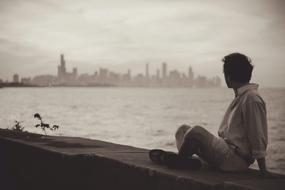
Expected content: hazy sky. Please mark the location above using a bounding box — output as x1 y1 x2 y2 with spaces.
0 0 284 87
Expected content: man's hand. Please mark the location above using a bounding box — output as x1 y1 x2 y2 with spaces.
257 158 284 179
259 169 269 176
257 158 269 177
259 169 283 179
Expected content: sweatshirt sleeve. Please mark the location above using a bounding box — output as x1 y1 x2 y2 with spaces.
242 101 268 159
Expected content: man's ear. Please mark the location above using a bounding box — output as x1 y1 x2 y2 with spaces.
226 75 231 82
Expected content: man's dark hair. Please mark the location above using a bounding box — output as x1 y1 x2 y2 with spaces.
222 53 253 83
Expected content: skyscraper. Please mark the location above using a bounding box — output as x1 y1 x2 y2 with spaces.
73 67 78 78
162 62 167 79
60 54 66 73
58 54 66 79
188 66 194 80
145 63 149 79
188 66 194 87
13 74 19 83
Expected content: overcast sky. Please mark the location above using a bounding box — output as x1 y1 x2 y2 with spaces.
0 0 284 87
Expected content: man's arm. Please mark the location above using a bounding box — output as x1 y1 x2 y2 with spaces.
242 101 268 174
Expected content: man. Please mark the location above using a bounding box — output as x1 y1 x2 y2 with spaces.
175 53 268 174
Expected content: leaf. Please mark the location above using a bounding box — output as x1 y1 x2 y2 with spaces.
34 113 41 120
42 123 50 129
52 125 59 130
35 124 41 128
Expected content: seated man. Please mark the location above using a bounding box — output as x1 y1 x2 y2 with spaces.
176 53 268 173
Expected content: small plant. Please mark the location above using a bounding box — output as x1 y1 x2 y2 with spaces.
34 113 59 135
11 120 25 132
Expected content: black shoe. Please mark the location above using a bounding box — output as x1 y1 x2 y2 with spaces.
149 149 201 170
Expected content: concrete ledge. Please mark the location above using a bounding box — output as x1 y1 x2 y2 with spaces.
0 129 284 190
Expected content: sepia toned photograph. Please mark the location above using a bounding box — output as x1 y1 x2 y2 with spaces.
0 0 285 189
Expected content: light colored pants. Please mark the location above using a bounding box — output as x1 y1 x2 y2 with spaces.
175 125 250 172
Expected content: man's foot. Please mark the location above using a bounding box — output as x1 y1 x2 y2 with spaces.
149 149 201 170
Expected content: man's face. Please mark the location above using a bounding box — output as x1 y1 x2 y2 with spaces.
224 73 232 88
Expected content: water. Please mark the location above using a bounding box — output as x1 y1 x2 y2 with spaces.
0 87 284 174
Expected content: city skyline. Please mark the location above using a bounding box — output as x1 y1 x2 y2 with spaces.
2 54 221 88
0 0 285 87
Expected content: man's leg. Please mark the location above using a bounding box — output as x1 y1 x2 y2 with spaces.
175 125 222 167
175 125 250 171
176 125 198 157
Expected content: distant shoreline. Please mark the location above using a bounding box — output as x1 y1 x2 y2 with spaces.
0 83 221 88
0 84 284 89
0 83 39 88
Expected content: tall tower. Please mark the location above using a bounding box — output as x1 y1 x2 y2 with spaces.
162 62 167 79
73 67 78 78
60 54 66 74
188 66 194 87
13 74 19 83
188 66 194 80
58 54 67 81
145 63 149 79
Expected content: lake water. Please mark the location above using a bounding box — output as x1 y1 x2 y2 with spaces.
0 87 284 174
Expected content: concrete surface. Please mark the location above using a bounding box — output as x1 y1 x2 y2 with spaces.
0 129 284 190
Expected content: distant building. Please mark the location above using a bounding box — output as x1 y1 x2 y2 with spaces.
121 69 131 85
109 72 120 85
195 75 207 88
77 73 93 85
168 70 181 87
188 66 194 87
162 62 167 79
58 54 66 80
99 68 108 82
32 75 55 86
13 74 19 83
145 63 149 79
127 69 131 79
21 77 31 84
73 67 78 78
188 66 194 80
156 69 160 79
56 54 78 85
133 73 144 86
214 76 222 87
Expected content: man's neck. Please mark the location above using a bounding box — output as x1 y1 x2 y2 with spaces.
233 83 249 97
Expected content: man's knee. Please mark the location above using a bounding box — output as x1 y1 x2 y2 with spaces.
184 125 207 141
175 124 191 151
175 124 191 141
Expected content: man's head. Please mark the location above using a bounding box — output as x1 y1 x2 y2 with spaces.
222 53 253 88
